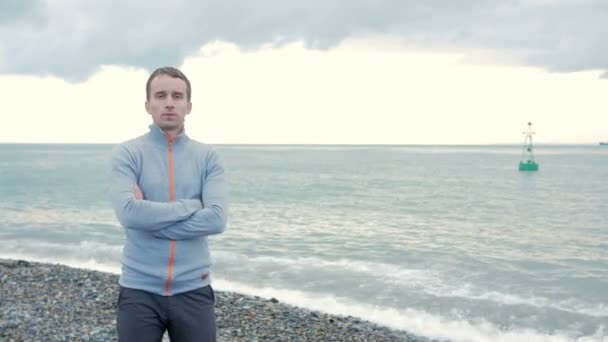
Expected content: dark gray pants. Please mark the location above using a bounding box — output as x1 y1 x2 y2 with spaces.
117 285 216 342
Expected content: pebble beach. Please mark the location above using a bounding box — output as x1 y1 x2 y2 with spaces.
0 259 441 342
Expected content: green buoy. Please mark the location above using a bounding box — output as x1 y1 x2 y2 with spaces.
519 122 539 172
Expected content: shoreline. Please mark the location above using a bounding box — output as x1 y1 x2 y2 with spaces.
0 259 442 341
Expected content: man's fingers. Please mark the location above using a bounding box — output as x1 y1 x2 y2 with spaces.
133 185 143 200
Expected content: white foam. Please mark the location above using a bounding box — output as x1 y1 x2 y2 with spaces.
214 252 438 286
212 278 606 342
214 251 608 318
0 253 121 274
3 255 605 341
3 240 123 273
7 240 123 257
432 286 608 318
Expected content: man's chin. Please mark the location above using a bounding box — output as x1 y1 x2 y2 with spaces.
158 122 182 130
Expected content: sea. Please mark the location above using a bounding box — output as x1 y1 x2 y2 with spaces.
0 143 606 342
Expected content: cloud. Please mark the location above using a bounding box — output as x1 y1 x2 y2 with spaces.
1 0 606 81
0 0 43 24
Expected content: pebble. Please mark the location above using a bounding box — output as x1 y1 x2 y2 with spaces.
0 259 446 341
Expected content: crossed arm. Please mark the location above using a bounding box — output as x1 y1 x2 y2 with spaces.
110 145 228 239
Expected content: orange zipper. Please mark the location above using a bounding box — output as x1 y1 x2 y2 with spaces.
164 139 176 296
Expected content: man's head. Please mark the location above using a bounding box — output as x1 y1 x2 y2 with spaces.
145 66 192 135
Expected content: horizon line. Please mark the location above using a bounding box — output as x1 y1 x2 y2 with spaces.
0 141 603 146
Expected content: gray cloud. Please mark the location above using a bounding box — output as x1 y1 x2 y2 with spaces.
0 0 606 81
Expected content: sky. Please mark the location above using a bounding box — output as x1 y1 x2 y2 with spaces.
0 0 607 144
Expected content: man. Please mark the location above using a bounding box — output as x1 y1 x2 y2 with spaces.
110 66 228 341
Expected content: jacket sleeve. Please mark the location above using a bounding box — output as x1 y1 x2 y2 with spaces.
152 149 228 240
110 145 203 232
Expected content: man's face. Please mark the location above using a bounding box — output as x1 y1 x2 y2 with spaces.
146 74 192 133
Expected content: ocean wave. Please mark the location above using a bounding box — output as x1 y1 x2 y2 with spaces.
4 253 605 341
213 278 607 342
2 240 122 267
213 251 608 318
0 254 120 274
425 285 608 318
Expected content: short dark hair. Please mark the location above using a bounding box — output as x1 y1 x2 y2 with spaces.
146 66 192 100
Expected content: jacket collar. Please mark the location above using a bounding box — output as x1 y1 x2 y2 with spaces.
148 123 189 146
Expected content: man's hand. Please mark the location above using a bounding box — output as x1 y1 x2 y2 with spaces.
133 184 144 200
